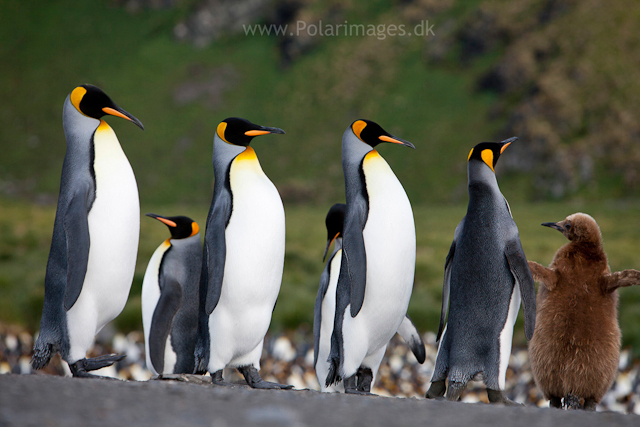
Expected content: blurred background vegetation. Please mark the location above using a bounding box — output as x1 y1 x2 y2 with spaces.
1 0 639 354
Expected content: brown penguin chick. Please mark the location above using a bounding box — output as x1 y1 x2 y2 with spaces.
527 213 640 411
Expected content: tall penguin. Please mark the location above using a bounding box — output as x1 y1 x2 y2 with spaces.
324 120 417 394
31 85 144 377
426 138 536 404
142 214 201 376
315 203 425 392
194 117 292 389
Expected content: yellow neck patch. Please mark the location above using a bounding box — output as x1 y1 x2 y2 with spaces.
217 122 229 143
70 86 87 116
235 146 258 162
96 120 112 133
363 149 380 164
481 149 495 172
352 120 367 141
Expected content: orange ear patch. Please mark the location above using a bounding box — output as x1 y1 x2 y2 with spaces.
191 222 200 236
217 122 229 143
352 120 367 141
70 86 87 114
481 149 495 172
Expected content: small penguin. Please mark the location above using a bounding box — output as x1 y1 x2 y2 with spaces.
194 117 292 389
324 120 417 394
142 214 201 376
528 213 640 410
31 85 144 377
426 138 536 404
314 203 425 392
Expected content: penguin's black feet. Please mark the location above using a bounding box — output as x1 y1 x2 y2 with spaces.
238 366 293 390
344 374 372 395
583 398 597 411
549 396 562 408
210 370 228 386
425 380 446 399
487 389 523 406
564 394 581 410
356 367 373 393
445 381 466 401
69 353 126 378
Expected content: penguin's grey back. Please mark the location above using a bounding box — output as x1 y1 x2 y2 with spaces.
37 96 100 360
445 162 517 381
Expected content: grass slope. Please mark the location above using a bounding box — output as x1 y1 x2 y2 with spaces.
2 198 640 355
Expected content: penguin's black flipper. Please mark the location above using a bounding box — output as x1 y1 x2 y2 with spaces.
505 239 536 340
341 195 368 318
62 191 91 311
397 316 426 364
437 218 464 342
149 273 183 374
313 261 332 368
204 191 231 315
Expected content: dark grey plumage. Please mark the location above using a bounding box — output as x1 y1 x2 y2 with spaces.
427 138 536 404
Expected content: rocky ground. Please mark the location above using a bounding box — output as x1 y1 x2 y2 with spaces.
2 323 640 421
3 373 640 427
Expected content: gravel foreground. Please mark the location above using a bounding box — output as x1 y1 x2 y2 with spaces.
1 374 639 427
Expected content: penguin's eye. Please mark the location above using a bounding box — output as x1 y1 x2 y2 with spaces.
564 222 571 230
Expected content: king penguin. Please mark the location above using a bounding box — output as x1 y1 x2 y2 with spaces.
142 214 201 376
31 84 144 377
315 203 425 392
425 137 536 404
194 117 292 389
324 120 417 394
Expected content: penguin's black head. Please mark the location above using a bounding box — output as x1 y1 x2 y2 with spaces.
350 119 415 149
323 203 346 261
146 213 199 239
216 117 285 147
70 84 144 129
467 137 517 172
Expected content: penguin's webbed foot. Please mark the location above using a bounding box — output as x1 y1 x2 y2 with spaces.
343 374 373 395
356 367 373 393
425 380 446 399
487 389 523 406
211 370 229 386
238 366 293 390
69 353 126 378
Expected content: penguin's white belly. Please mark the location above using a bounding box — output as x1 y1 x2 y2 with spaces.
209 148 285 366
142 241 170 375
68 122 139 342
317 250 341 391
345 151 416 355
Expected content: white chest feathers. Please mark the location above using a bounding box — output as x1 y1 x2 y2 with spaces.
359 150 416 326
223 146 285 308
141 240 171 374
83 121 140 326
